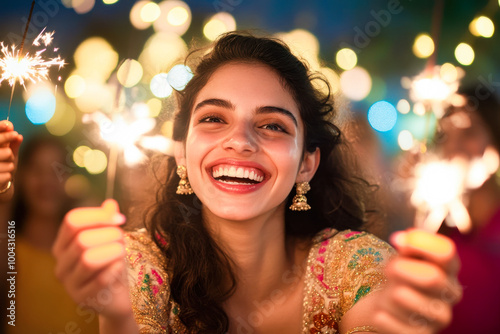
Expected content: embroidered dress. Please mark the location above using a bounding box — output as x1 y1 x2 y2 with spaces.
124 228 395 333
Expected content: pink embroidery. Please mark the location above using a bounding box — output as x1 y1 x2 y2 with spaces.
344 231 361 239
152 285 159 296
318 247 326 254
317 256 325 263
151 269 164 285
321 240 329 246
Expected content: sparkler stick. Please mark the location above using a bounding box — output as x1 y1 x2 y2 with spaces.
6 1 35 121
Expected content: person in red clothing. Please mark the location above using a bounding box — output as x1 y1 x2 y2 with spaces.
437 83 500 333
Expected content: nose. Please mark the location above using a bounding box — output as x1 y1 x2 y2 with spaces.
222 123 257 154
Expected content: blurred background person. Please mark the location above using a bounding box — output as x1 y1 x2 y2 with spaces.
2 133 99 334
437 84 500 333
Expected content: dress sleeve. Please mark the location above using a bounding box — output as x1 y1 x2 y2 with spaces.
124 229 171 333
335 231 396 317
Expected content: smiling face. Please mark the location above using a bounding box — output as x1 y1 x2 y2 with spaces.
176 62 319 222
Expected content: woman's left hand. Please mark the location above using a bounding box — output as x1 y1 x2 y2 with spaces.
373 229 462 334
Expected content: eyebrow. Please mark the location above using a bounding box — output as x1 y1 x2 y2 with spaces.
194 98 298 127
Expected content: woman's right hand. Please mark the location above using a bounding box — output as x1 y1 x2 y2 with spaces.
52 199 136 328
0 120 23 200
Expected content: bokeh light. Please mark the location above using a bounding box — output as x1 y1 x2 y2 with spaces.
276 29 320 70
26 90 56 124
336 48 357 71
75 81 114 113
167 64 193 90
440 63 458 83
398 130 414 151
413 34 434 58
139 32 188 80
314 67 340 95
150 73 173 98
65 174 92 199
340 66 372 101
367 101 397 132
117 59 143 87
413 102 426 116
130 1 153 30
72 0 95 14
103 0 119 4
168 6 189 25
397 99 411 114
469 16 495 38
455 43 475 66
140 2 161 23
147 98 162 117
161 120 174 138
155 1 192 35
84 149 108 174
203 12 236 41
74 37 119 83
64 74 86 98
73 145 92 168
46 102 76 136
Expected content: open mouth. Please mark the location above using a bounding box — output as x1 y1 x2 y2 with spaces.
211 164 265 185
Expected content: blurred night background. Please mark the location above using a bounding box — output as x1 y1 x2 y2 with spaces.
0 0 499 201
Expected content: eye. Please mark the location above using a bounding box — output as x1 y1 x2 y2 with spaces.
198 115 225 124
260 123 287 133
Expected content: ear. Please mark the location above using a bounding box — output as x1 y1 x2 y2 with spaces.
174 141 186 167
296 148 320 183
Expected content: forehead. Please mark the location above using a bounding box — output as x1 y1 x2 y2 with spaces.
194 62 299 113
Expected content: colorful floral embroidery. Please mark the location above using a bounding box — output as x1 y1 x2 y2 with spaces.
310 312 339 333
125 228 394 334
303 230 395 333
348 247 384 270
354 285 371 304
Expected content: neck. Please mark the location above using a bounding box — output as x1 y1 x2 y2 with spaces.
203 204 295 301
23 213 60 250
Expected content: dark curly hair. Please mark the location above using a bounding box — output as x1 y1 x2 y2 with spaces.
147 32 372 332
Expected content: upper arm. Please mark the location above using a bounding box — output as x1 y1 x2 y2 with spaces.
124 230 171 332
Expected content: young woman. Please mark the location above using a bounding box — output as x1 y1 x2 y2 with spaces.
52 33 461 334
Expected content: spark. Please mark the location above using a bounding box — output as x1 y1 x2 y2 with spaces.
0 30 65 88
410 148 499 233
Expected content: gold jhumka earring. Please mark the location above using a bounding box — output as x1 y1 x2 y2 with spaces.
289 181 311 211
176 166 194 195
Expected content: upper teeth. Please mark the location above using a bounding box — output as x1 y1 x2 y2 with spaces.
212 166 264 182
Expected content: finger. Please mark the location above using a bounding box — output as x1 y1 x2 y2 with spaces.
0 162 15 172
381 284 452 329
76 260 130 315
0 147 14 161
11 134 23 157
391 229 459 275
0 131 20 145
386 257 449 296
68 241 125 290
52 199 125 255
0 172 13 184
373 310 434 334
54 227 124 282
0 121 14 132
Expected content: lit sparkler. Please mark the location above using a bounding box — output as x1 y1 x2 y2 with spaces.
410 147 499 233
0 0 65 121
83 104 173 198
